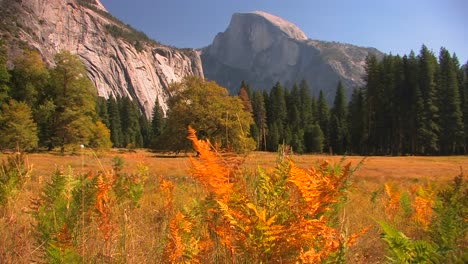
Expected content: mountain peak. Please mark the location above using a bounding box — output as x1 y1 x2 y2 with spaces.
248 11 308 41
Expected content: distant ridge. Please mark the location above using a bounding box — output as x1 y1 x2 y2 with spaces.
201 11 384 99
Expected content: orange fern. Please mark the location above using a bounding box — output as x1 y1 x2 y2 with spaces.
412 187 434 230
384 183 401 220
95 171 115 253
187 126 242 201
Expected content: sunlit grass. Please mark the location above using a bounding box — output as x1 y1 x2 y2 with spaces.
0 150 466 263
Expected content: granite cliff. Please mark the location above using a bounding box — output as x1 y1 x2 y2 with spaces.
0 0 203 116
201 11 383 99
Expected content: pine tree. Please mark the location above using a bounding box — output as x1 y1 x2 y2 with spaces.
287 83 304 152
437 48 464 154
401 52 420 154
151 97 165 145
251 91 267 151
329 81 349 154
463 62 468 153
96 96 110 127
267 82 287 145
316 90 330 152
348 87 367 154
417 45 440 154
120 96 143 148
107 96 123 147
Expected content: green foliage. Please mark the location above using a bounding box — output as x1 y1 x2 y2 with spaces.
0 99 38 151
33 168 92 263
437 48 464 154
112 157 146 208
0 42 10 107
379 175 467 263
151 97 165 147
378 221 441 263
430 175 467 261
159 76 255 153
0 152 31 207
329 81 349 154
50 51 98 151
104 24 150 51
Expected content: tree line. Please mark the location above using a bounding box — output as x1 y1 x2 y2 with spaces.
1 44 467 156
245 45 468 155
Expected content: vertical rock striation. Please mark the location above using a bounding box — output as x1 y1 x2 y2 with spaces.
0 0 203 116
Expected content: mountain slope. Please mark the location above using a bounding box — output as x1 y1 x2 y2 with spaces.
0 0 203 116
201 11 383 99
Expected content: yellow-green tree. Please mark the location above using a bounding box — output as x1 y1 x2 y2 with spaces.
158 76 255 153
0 99 38 151
49 51 100 151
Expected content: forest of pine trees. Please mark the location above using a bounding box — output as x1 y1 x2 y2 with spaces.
245 45 468 155
1 45 467 155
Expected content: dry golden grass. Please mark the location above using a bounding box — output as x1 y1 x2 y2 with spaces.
0 149 466 263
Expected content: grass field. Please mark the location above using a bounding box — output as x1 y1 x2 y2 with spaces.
1 149 466 263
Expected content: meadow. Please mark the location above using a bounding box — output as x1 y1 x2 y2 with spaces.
0 145 466 263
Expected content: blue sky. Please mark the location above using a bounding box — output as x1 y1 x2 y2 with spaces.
100 0 467 63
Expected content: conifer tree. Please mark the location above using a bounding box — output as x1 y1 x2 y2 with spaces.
463 62 468 152
348 87 367 154
401 52 420 154
329 81 349 154
107 95 123 147
251 91 267 150
120 96 143 148
267 82 288 144
151 97 165 144
437 48 464 154
417 45 440 154
96 96 110 127
316 90 330 151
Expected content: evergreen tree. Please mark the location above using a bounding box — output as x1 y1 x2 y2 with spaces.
329 81 349 154
251 91 267 151
139 114 151 148
96 96 110 127
299 80 314 128
267 82 287 144
437 48 464 154
348 87 367 154
107 96 123 147
316 90 330 152
266 122 280 151
304 123 324 153
151 97 164 142
287 83 304 152
417 45 440 154
401 52 420 154
120 96 143 148
463 62 468 152
364 54 386 154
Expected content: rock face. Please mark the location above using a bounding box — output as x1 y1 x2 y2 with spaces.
0 0 203 116
201 11 383 99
